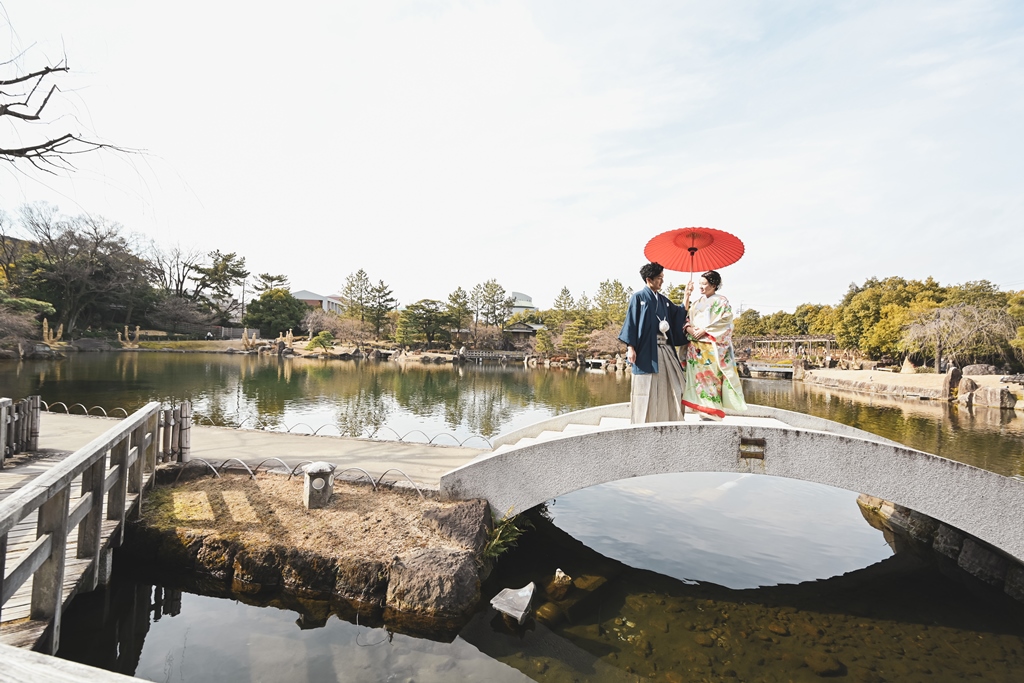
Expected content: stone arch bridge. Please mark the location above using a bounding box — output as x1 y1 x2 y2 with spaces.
440 403 1024 564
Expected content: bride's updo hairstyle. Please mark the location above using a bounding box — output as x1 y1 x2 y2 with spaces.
702 270 722 291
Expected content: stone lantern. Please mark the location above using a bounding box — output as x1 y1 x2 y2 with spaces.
303 461 336 509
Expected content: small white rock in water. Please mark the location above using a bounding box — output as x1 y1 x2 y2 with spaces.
490 581 535 625
546 568 572 600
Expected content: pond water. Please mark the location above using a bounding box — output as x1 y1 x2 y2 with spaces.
3 354 1023 681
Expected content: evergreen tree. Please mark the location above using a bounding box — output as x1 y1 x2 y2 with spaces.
479 279 513 328
534 328 554 355
573 292 594 329
470 282 486 335
733 309 766 336
550 286 574 329
253 273 290 293
560 317 589 360
394 309 419 346
446 287 472 336
365 279 397 339
191 250 249 322
340 269 372 321
403 299 452 346
665 282 689 306
594 279 631 328
242 288 308 337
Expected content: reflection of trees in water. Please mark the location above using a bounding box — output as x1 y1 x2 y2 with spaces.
745 379 1024 477
389 365 529 437
235 358 308 429
331 368 392 437
8 353 628 436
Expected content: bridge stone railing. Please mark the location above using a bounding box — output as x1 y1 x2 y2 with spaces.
442 404 1024 564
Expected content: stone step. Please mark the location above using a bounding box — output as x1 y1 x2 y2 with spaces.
560 423 602 436
598 417 631 429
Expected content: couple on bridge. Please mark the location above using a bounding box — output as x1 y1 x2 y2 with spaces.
619 261 747 423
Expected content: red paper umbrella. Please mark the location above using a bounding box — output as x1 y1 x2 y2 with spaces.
643 227 745 275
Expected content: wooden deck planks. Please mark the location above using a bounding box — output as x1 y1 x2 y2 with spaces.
2 448 148 649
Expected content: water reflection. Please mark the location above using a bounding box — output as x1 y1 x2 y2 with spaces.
57 577 531 683
744 378 1024 477
1 354 631 441
545 473 893 590
57 470 1024 683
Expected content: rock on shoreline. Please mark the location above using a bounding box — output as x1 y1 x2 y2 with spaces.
802 368 1021 410
120 474 494 633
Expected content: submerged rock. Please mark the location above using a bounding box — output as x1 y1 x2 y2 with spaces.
804 651 846 676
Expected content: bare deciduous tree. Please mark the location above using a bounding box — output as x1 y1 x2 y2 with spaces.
902 304 1017 371
148 295 212 333
19 203 136 333
302 308 371 343
152 244 205 297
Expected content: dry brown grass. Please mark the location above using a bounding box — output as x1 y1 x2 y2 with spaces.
142 474 465 559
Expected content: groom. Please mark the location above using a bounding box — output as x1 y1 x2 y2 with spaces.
618 262 689 423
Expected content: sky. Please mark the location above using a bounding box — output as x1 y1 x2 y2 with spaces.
2 1 1022 313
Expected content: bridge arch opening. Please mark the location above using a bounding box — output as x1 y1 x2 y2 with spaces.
538 470 894 590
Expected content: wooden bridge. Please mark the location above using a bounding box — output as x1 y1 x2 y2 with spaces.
463 349 527 362
744 361 794 377
0 400 168 654
0 395 485 659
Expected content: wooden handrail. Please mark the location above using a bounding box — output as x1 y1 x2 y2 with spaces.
0 401 161 654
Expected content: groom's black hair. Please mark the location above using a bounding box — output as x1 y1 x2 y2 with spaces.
640 262 664 283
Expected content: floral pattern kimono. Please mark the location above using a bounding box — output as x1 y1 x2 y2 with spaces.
682 293 747 419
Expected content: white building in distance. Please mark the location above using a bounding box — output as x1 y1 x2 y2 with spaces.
510 292 537 316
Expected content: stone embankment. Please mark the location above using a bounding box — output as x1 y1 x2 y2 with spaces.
801 367 1022 411
121 469 494 635
858 495 1024 605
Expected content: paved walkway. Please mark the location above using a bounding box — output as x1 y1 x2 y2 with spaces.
35 413 487 488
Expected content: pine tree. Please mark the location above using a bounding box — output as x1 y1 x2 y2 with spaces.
535 328 554 355
365 279 396 339
340 269 372 321
594 279 631 328
550 286 575 329
559 317 589 360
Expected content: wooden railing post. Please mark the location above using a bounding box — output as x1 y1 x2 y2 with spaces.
107 437 130 548
77 455 107 592
161 408 173 463
0 397 10 468
179 401 192 463
17 398 28 453
170 406 181 460
145 412 158 485
31 485 70 655
0 531 7 624
128 425 145 497
28 395 41 451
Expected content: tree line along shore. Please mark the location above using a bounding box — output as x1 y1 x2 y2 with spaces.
2 202 1022 373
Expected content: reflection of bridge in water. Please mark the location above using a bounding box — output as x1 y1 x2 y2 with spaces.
441 403 1024 572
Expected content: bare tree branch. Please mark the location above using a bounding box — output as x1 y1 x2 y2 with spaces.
1 53 127 170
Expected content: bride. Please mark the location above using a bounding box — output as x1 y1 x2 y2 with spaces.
682 270 747 420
